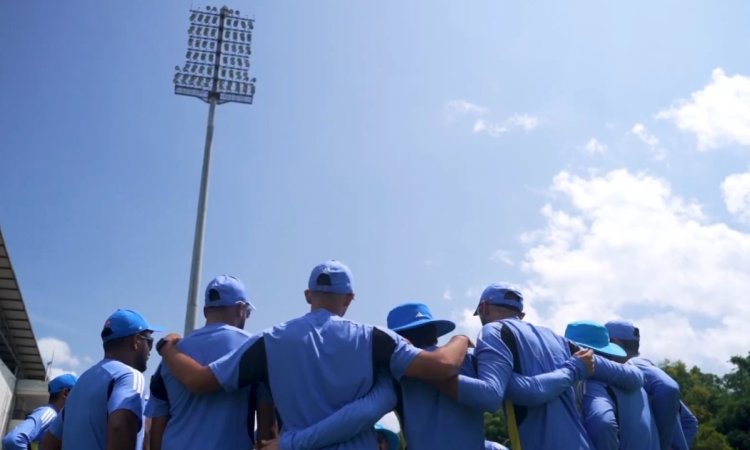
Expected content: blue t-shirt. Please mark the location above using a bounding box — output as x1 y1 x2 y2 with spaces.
209 309 421 450
49 359 145 450
395 347 485 450
458 318 593 450
146 323 255 450
581 380 660 450
2 405 56 450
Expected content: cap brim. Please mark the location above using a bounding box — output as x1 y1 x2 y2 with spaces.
572 340 627 358
391 319 456 338
146 326 164 333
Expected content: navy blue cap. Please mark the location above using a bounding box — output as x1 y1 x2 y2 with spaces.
308 260 354 294
101 309 163 343
565 320 626 358
387 303 455 338
605 320 640 341
474 283 524 315
205 275 256 311
48 373 77 394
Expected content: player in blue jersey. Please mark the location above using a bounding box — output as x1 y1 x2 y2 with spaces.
40 309 161 450
146 275 276 450
157 260 471 450
431 283 644 450
605 320 699 450
565 320 660 450
2 374 77 450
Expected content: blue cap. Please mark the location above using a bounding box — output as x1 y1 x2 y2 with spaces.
308 260 354 294
387 303 455 338
565 320 626 358
101 309 163 343
473 283 524 315
48 373 77 394
374 423 400 450
205 275 256 311
605 320 640 341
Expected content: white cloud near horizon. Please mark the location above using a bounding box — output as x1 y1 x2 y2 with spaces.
516 169 750 374
38 337 83 379
584 137 607 155
722 170 750 224
657 68 750 150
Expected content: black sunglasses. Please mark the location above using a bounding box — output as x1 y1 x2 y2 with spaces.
137 334 154 350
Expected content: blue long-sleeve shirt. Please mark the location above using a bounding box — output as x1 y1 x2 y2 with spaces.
679 401 699 446
456 318 594 450
581 381 660 450
2 405 57 450
629 357 681 450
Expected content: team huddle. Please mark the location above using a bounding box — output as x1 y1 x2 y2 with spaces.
3 260 698 450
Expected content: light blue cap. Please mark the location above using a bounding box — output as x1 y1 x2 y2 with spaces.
205 275 256 311
308 260 354 294
565 320 626 358
387 303 455 338
101 309 163 343
48 373 77 394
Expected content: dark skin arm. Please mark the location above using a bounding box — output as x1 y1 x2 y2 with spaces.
148 416 169 450
39 432 62 450
157 334 221 394
106 410 139 450
256 400 279 442
404 335 470 381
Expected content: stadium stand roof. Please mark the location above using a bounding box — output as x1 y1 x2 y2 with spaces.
0 227 46 380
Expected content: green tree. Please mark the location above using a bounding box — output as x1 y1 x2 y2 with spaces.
484 411 510 447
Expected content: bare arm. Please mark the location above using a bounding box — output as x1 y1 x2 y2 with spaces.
106 410 139 450
157 334 220 394
39 433 62 450
148 416 168 450
405 335 469 381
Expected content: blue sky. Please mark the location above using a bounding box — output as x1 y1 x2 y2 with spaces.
2 0 750 380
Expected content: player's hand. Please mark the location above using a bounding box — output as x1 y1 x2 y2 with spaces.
256 438 279 450
574 348 595 375
156 333 182 356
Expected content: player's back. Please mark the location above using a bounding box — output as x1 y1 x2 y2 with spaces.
61 359 145 450
398 348 485 449
157 323 253 450
264 309 380 449
499 318 592 450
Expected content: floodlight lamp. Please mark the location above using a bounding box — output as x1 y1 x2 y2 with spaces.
175 65 181 71
206 6 211 11
211 29 217 37
212 16 218 25
189 25 196 34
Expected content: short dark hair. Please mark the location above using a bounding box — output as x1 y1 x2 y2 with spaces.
48 392 62 403
398 324 438 349
620 339 640 355
102 335 131 352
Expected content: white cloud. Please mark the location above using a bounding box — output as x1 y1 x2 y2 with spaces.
453 308 483 342
442 290 453 301
520 169 750 374
464 286 480 299
473 114 539 138
631 123 666 159
38 337 82 378
722 170 750 224
444 100 487 119
507 114 539 132
490 249 513 265
657 68 750 150
584 138 607 155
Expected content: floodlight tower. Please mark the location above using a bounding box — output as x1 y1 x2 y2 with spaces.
174 5 256 334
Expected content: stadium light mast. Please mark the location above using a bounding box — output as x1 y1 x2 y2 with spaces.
175 5 256 334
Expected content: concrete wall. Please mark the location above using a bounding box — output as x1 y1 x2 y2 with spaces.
0 359 17 435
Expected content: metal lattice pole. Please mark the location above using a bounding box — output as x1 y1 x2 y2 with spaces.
175 5 256 334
